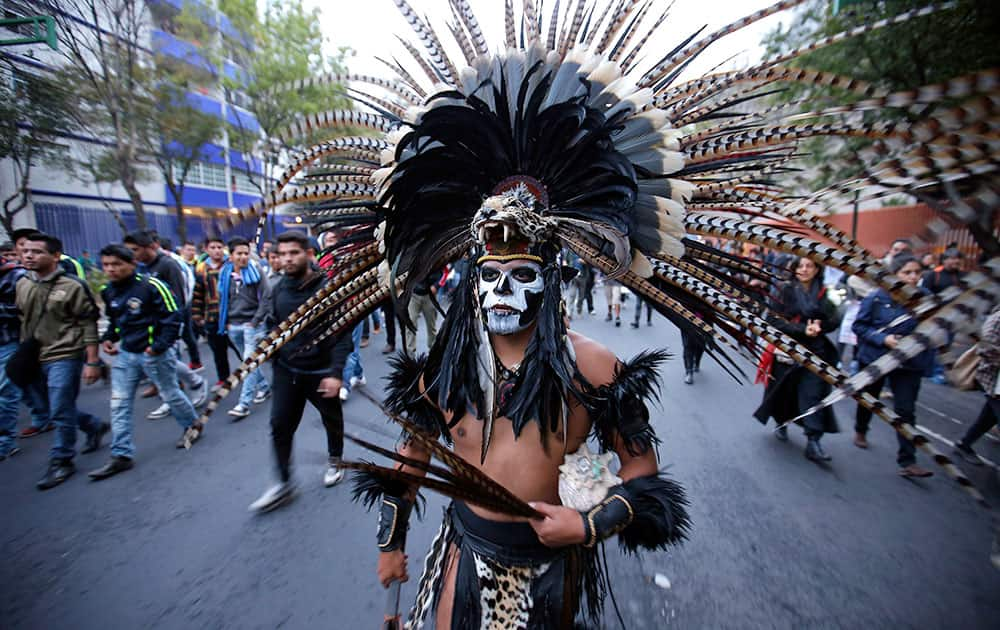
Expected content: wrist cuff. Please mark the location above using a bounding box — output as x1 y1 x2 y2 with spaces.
581 485 635 548
377 495 412 551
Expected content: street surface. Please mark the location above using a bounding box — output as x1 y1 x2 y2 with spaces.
3 302 1000 629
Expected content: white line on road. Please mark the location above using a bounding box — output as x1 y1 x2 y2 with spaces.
917 425 998 470
917 401 965 426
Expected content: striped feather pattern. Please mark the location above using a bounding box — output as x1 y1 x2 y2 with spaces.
391 0 459 83
639 0 805 88
269 72 420 106
811 272 1000 411
375 56 427 98
451 0 489 55
279 110 396 144
405 518 451 629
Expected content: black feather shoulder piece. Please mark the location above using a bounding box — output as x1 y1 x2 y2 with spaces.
384 352 452 444
586 349 669 456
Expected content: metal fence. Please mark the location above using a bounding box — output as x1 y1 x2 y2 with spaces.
34 203 271 256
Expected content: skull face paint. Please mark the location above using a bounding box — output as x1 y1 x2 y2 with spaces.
478 260 545 335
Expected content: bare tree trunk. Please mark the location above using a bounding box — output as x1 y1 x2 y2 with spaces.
0 208 16 238
2 163 31 238
174 201 188 243
122 171 146 230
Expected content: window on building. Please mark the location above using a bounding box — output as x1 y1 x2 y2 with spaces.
177 160 263 196
233 169 260 195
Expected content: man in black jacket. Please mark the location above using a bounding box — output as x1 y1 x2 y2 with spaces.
88 245 200 480
123 231 207 411
249 232 354 512
921 247 965 294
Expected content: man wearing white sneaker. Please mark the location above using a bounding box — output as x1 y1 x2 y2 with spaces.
220 237 271 420
338 323 365 401
249 233 353 512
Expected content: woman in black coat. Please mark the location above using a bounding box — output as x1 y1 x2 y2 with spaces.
754 257 841 461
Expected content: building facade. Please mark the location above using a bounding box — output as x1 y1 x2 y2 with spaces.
0 0 283 255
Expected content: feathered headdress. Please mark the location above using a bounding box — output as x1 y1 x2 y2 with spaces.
192 0 999 507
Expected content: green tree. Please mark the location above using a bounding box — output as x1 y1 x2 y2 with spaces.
221 0 351 196
0 64 76 237
760 0 1000 189
149 84 222 243
44 0 155 229
146 2 224 243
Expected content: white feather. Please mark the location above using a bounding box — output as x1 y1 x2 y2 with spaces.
628 148 685 174
614 109 668 144
668 178 695 202
586 59 621 95
629 250 654 278
604 87 653 118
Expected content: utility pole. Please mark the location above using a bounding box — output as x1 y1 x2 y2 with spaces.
850 189 860 239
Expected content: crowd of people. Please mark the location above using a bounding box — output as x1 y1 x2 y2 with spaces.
0 228 366 498
560 236 993 478
749 238 996 479
0 227 994 496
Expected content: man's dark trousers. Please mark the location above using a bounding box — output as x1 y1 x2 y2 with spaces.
269 362 345 482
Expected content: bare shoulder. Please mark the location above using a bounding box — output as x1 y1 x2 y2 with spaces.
568 330 619 387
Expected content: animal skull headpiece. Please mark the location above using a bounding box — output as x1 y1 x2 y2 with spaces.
472 177 559 265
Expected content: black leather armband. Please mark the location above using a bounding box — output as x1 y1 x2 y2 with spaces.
377 495 413 552
580 485 635 548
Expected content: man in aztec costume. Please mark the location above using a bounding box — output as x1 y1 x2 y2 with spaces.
184 0 1000 626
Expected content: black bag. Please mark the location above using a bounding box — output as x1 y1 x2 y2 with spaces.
5 283 53 389
5 336 42 388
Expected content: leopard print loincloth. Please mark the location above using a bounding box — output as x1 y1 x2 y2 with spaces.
474 554 551 630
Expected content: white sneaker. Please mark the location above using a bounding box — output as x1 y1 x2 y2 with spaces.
324 458 344 487
147 403 170 419
190 380 208 407
227 404 251 419
253 389 271 404
349 375 367 389
339 387 349 401
248 482 296 512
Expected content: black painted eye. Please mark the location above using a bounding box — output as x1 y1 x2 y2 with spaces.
512 267 537 283
480 267 501 282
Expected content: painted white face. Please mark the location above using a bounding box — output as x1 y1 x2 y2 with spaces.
478 260 545 335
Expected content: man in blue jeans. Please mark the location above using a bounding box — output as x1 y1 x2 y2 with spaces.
338 323 366 401
0 250 46 459
16 234 108 489
4 232 56 441
88 245 200 480
219 237 271 419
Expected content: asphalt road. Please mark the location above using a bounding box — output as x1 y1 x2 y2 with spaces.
3 302 999 629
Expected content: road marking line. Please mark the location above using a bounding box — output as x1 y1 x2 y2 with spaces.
917 401 965 426
916 401 998 443
917 426 998 470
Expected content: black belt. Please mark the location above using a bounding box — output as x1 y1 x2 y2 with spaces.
450 502 563 564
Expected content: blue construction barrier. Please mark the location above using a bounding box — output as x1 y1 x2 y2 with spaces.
33 203 284 256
